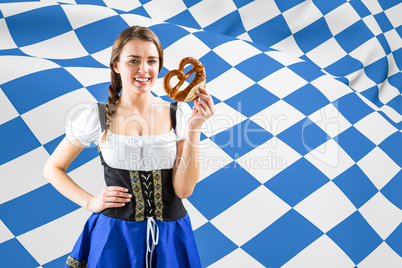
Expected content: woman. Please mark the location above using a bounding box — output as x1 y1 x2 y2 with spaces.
43 25 215 267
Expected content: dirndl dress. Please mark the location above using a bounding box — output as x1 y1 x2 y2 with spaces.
64 101 202 268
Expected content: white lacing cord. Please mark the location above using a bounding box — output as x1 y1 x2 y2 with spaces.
146 217 159 268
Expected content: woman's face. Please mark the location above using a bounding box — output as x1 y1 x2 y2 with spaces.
114 39 160 95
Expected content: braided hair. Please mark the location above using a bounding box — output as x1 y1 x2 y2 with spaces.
100 26 164 147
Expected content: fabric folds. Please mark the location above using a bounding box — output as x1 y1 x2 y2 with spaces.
66 213 201 268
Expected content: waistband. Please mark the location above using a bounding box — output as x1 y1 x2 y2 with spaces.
101 166 187 222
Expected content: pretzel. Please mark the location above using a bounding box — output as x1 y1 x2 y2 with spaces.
163 57 206 102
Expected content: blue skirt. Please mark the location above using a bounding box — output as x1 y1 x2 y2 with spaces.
65 212 202 268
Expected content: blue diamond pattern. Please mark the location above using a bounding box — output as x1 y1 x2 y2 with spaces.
374 12 394 33
393 47 402 70
377 34 392 55
327 211 383 264
385 222 402 257
232 0 252 9
199 51 232 82
0 184 79 236
188 162 260 220
388 72 402 93
193 31 234 49
325 55 364 76
43 254 70 268
224 83 279 117
274 0 305 13
379 131 402 168
288 61 325 82
294 18 333 53
76 0 106 5
335 126 376 162
235 53 284 82
277 118 330 156
333 165 378 208
182 0 202 8
5 5 73 47
210 119 274 159
265 158 330 207
150 24 190 49
248 14 292 48
0 117 41 165
365 57 388 84
0 239 39 267
87 82 110 103
1 0 401 266
242 209 323 268
349 0 371 18
335 93 375 124
194 222 237 267
204 10 246 37
165 10 201 29
52 55 107 68
387 95 402 115
377 0 401 11
74 16 129 54
313 0 347 15
361 86 384 108
1 69 83 114
283 83 330 116
381 170 402 210
335 20 375 53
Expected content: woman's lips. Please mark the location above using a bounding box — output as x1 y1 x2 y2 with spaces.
134 77 150 84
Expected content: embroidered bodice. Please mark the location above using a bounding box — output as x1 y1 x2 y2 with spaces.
65 101 192 222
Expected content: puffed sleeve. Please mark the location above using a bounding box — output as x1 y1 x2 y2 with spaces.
65 102 102 147
175 102 192 141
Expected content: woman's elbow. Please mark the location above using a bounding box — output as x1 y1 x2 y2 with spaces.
43 160 62 183
43 161 53 182
173 173 199 199
176 189 193 199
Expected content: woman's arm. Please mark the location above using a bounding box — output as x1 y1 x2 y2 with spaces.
43 137 131 212
172 130 201 199
172 87 215 199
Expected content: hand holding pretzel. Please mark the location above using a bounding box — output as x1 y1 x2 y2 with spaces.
163 57 206 102
188 86 216 129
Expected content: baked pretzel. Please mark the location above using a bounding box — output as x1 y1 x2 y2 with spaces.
163 57 206 102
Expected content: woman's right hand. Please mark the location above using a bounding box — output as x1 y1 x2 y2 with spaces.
87 186 132 213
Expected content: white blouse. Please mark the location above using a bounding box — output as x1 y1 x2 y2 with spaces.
65 102 192 171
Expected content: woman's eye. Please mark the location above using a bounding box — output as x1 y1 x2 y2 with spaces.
129 60 138 64
149 60 157 64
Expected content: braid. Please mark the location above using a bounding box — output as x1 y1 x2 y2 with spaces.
100 71 121 147
106 72 121 127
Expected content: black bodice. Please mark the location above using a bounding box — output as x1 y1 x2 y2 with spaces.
96 102 187 222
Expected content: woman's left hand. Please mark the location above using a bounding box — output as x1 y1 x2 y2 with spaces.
188 87 215 129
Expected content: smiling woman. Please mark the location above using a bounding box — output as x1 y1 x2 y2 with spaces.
113 39 159 94
104 26 164 142
43 25 216 268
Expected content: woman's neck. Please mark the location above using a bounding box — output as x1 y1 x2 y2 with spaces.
117 91 158 113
